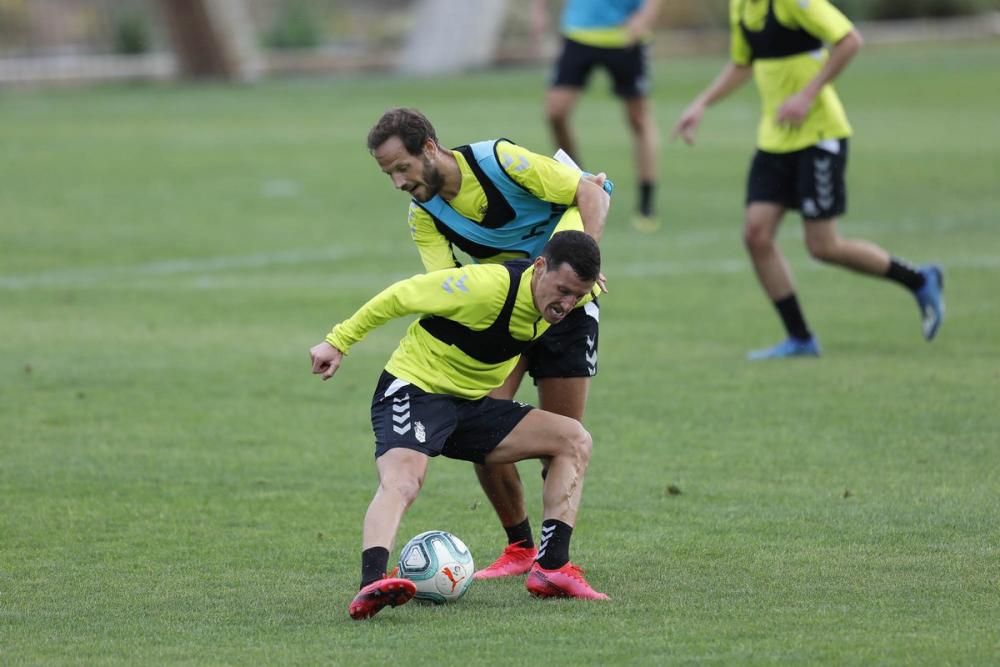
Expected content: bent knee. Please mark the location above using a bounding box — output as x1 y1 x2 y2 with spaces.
566 424 592 466
626 111 649 134
381 473 424 505
743 222 773 252
545 95 574 123
546 107 570 126
805 236 838 263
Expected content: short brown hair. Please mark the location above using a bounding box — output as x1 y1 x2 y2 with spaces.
366 107 438 155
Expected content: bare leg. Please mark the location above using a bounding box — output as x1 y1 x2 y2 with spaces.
475 371 592 579
362 448 428 551
486 410 592 526
351 448 425 619
475 357 529 527
743 202 794 300
491 409 607 599
743 203 828 357
624 96 658 186
536 375 589 477
803 218 891 274
803 217 944 340
545 87 582 163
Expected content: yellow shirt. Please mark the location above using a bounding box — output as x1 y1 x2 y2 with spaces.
326 263 550 400
730 0 853 152
408 141 582 271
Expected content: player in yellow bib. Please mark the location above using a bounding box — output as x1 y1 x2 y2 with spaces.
365 108 611 580
310 232 610 619
672 0 944 359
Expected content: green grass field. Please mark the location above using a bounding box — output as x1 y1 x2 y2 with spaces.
2 39 998 665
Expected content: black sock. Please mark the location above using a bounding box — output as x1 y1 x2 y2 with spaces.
885 257 925 291
536 519 572 570
774 294 812 341
504 518 534 548
360 546 390 589
638 181 655 216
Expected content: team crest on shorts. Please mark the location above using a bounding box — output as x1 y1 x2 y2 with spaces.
414 421 426 443
802 198 819 217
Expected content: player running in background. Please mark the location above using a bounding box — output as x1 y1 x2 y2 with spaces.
366 108 610 580
310 232 610 619
533 0 661 232
671 0 944 359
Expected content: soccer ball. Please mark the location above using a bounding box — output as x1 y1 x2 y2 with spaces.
397 530 474 604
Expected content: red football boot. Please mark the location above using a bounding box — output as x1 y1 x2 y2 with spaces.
525 561 609 600
473 541 538 580
348 569 416 620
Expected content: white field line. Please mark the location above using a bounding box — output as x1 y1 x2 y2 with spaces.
2 236 998 290
0 246 362 289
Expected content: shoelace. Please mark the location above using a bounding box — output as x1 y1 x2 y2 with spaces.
495 544 533 563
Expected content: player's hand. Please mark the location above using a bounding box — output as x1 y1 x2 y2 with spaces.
671 103 705 145
582 171 607 191
776 91 813 127
596 271 608 295
624 20 644 46
623 8 654 46
310 341 344 380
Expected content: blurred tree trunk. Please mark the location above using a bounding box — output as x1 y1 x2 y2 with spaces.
158 0 261 80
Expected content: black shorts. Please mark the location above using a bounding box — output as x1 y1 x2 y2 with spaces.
550 37 650 99
524 299 599 382
370 371 534 464
746 139 849 220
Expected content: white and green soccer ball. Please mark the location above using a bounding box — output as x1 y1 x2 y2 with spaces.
397 530 474 603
